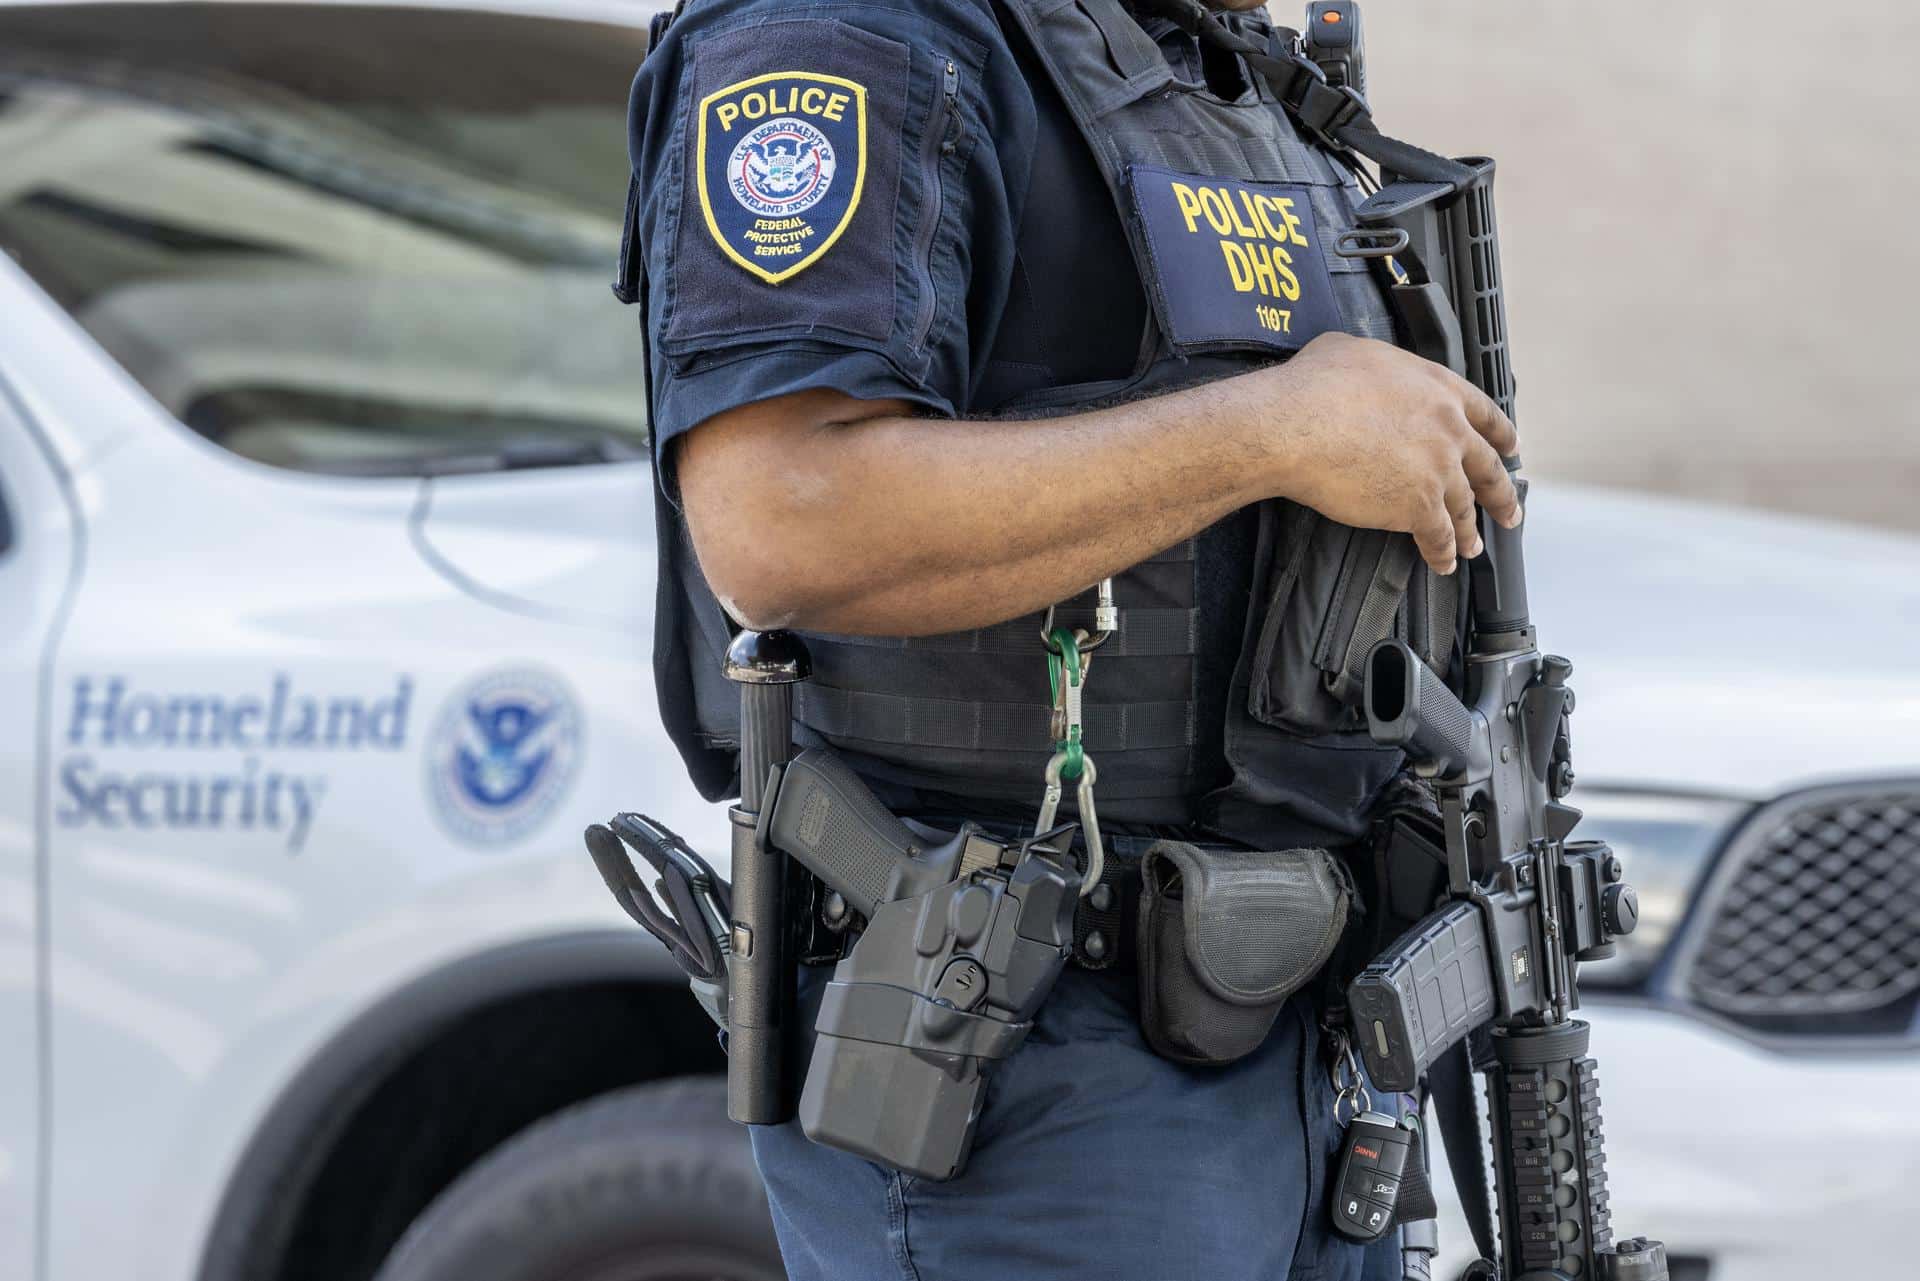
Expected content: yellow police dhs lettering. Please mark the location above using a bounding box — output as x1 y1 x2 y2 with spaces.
1169 180 1309 303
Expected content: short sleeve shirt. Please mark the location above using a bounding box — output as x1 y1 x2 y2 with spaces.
629 0 1258 808
627 0 1048 491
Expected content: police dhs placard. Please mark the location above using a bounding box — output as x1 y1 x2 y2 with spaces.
1127 164 1347 354
698 71 868 285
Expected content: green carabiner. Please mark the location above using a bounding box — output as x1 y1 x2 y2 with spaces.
1046 626 1085 780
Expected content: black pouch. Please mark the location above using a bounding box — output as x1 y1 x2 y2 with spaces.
1249 504 1459 735
1137 841 1351 1066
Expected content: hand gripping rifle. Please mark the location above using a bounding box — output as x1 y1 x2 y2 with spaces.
1336 165 1669 1281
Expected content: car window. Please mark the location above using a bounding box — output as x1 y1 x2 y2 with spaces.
0 3 652 476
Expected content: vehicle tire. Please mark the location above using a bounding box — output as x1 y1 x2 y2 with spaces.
373 1076 785 1281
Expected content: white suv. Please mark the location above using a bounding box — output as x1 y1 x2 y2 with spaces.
1 4 1914 1281
1 4 775 1280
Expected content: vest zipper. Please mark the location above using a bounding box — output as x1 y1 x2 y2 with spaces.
910 57 960 354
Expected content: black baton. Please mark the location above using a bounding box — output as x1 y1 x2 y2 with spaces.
723 628 810 1124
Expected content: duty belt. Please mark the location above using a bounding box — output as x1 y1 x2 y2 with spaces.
797 820 1247 975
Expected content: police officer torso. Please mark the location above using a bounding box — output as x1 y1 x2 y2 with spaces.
628 0 1460 848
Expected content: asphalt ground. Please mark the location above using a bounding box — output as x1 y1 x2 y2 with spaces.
1359 1 1920 533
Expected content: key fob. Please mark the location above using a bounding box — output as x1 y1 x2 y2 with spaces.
1331 1110 1413 1242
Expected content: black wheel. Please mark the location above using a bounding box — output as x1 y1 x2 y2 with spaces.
373 1076 785 1281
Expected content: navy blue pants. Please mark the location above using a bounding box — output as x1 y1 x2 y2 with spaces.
752 964 1403 1281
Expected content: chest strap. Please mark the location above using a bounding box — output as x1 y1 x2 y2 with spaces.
1132 0 1473 189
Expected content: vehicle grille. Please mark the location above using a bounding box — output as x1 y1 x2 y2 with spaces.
1687 785 1920 1023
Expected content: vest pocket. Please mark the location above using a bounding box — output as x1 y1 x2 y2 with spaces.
1249 506 1444 736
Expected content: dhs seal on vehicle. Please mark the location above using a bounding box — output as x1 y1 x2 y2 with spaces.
698 70 866 284
427 667 582 847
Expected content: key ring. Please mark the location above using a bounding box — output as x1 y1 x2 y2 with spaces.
1333 1081 1373 1128
1329 1035 1373 1125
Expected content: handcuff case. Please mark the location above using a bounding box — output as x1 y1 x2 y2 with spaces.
1137 841 1351 1066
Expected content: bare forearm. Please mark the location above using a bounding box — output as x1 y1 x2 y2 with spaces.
681 376 1279 636
678 332 1522 637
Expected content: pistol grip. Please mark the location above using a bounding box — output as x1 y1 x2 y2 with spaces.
767 748 954 919
1364 640 1482 777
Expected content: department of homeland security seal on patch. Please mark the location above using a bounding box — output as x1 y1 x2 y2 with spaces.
699 71 866 284
730 116 837 217
427 667 582 847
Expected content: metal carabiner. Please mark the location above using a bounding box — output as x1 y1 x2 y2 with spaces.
1034 749 1068 836
1040 578 1117 654
1327 1032 1373 1126
1333 1081 1374 1128
1034 750 1105 896
1047 627 1087 748
1075 762 1105 894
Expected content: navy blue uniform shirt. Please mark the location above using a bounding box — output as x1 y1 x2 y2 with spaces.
630 0 1034 484
626 0 1217 480
629 0 1256 812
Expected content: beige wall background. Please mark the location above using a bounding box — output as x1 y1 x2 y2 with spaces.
1355 0 1920 532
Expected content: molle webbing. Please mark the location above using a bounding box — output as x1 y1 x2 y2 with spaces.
795 686 1195 756
795 539 1199 804
812 606 1198 657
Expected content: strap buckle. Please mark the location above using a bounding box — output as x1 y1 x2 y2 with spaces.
1295 78 1371 148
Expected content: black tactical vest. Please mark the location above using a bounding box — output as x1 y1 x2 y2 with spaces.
637 0 1462 847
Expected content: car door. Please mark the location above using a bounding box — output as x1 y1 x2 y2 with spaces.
0 382 81 1281
0 8 688 1279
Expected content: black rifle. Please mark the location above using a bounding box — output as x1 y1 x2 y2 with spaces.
1337 164 1669 1281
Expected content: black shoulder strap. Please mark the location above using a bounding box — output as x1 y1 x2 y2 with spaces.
1431 1038 1499 1264
613 173 644 307
1132 0 1472 188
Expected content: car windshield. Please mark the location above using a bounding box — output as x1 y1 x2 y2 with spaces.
0 2 651 475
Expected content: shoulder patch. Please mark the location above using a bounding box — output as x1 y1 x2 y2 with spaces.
698 72 867 284
662 19 909 346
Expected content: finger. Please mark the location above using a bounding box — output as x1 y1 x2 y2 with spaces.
1411 502 1458 577
1456 378 1520 459
1461 433 1523 529
1445 475 1482 561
